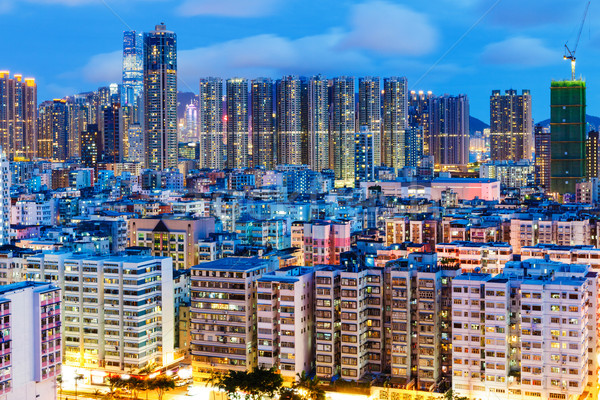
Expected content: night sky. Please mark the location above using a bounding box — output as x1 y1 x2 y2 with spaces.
1 0 599 121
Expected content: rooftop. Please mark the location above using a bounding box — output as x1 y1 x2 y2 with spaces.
192 257 269 272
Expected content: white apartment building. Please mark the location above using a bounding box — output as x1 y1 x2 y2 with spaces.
0 281 61 400
256 266 315 378
0 149 8 245
452 259 598 400
10 198 58 226
190 257 276 378
436 241 513 274
387 253 458 391
25 252 175 381
510 218 594 254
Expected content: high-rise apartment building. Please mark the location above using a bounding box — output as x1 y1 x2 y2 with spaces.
67 102 87 159
0 148 9 245
198 77 224 169
359 77 381 166
429 95 470 166
81 124 101 169
332 77 355 187
143 23 178 170
37 99 68 160
534 124 551 189
127 123 144 163
100 103 122 163
383 77 408 170
277 76 304 166
490 89 533 161
409 90 433 157
256 266 316 378
550 80 586 194
308 75 329 172
586 131 599 179
122 31 144 108
0 72 37 160
226 78 249 169
251 78 274 169
0 282 61 400
355 127 375 184
452 259 598 400
26 253 176 375
190 257 276 377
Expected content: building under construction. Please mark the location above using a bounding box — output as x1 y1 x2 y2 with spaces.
550 80 586 195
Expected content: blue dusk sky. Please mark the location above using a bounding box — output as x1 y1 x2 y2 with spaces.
1 0 599 121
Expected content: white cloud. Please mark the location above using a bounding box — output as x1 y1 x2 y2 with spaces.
177 32 373 86
81 50 122 83
177 0 281 17
481 36 560 67
0 0 12 13
339 0 438 56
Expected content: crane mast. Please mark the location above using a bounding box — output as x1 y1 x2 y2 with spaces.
564 1 591 81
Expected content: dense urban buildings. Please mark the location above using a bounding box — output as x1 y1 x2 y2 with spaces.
4 16 600 400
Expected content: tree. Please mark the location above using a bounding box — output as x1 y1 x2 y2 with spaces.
444 389 468 400
107 376 124 398
57 375 63 400
280 387 302 400
215 366 283 400
294 371 325 400
123 377 145 400
148 375 176 400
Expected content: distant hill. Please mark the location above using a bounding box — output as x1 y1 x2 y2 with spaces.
537 114 600 131
470 116 489 135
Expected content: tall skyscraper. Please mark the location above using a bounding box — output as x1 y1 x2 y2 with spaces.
586 131 599 179
101 103 122 163
251 78 274 169
429 95 470 166
358 77 381 166
409 90 433 156
308 75 329 172
277 76 303 165
0 72 37 160
37 99 69 161
81 123 101 169
143 23 178 170
383 77 408 170
198 77 224 169
66 102 87 159
122 31 144 107
22 77 37 160
127 124 144 163
331 77 355 187
490 89 533 161
534 124 551 189
184 102 198 141
550 80 586 194
406 125 424 168
226 78 249 169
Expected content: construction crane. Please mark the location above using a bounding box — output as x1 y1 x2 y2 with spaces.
564 0 591 81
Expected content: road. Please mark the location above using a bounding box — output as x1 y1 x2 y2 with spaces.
59 384 213 400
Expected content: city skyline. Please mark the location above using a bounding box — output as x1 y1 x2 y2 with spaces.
0 0 599 121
